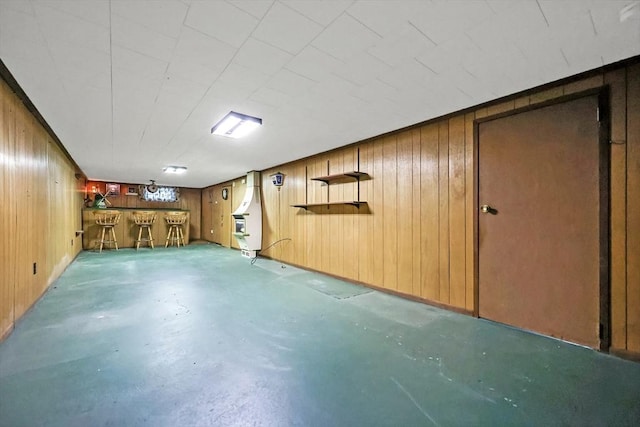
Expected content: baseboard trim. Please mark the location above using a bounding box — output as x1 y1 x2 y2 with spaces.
609 347 640 362
256 255 473 316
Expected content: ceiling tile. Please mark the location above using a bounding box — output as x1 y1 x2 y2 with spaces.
155 75 209 113
332 52 392 87
0 34 50 67
46 40 111 90
112 45 168 82
367 22 436 67
376 57 435 93
266 68 316 97
111 15 178 63
281 0 350 26
216 62 271 96
350 78 398 104
34 2 110 53
413 35 478 75
38 0 109 27
0 0 34 14
169 27 237 83
311 13 380 62
252 2 323 54
409 0 494 45
227 0 274 20
284 45 343 82
184 1 258 48
346 1 427 37
111 0 187 39
481 1 548 43
140 106 190 148
249 87 291 108
0 6 45 45
233 37 293 76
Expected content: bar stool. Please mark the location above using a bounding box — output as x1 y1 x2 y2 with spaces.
165 212 187 247
93 210 121 253
132 211 156 250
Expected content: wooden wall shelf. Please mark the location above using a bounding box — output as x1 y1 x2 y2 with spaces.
310 171 369 184
292 152 371 211
291 201 367 210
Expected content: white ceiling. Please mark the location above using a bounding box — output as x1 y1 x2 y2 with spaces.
1 0 639 188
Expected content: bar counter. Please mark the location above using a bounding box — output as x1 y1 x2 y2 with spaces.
82 208 190 250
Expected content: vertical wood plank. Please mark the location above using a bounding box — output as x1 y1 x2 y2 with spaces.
464 112 476 312
397 130 413 295
0 82 15 337
13 104 30 319
327 152 344 277
306 160 320 271
411 129 422 296
343 148 358 280
261 173 277 255
626 64 640 352
383 136 398 290
606 69 628 350
438 121 450 304
372 139 385 287
358 143 374 284
420 124 440 300
201 187 213 242
295 161 308 267
448 115 466 309
319 156 331 274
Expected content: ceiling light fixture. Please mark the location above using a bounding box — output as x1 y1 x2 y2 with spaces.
163 166 187 174
211 111 262 138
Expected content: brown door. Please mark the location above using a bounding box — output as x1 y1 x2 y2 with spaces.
220 186 232 247
478 94 605 348
211 186 232 247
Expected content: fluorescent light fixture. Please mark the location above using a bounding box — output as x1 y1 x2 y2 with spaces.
163 166 187 174
211 111 262 138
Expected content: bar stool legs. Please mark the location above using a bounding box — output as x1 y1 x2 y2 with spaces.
136 224 154 249
165 224 185 247
97 224 119 252
93 210 121 253
132 211 157 250
164 212 187 247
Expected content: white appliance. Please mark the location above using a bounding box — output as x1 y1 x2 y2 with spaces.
232 171 262 258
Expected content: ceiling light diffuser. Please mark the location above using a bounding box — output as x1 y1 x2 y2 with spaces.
163 166 187 174
211 111 262 138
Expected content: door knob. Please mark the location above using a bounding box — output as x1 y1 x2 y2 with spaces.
480 204 497 214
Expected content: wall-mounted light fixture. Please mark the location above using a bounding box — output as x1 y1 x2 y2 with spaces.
270 172 285 190
211 111 262 138
163 166 187 174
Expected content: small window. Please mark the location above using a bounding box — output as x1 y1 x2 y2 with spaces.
141 186 180 202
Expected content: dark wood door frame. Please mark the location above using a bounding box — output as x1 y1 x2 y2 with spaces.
473 87 611 351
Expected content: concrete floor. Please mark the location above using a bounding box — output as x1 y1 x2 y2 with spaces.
0 245 639 427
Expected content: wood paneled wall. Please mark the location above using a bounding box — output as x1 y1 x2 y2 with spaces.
1 79 84 340
260 62 640 357
85 181 201 241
